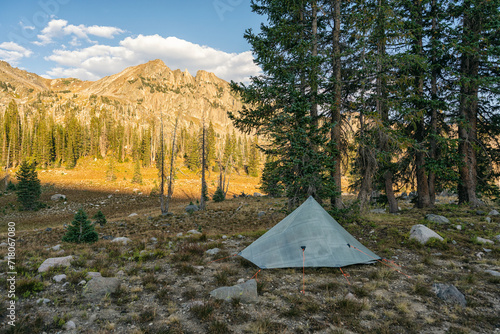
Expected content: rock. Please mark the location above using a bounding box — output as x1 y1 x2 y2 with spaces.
476 237 494 245
53 274 67 282
488 210 499 216
253 192 263 197
86 272 102 279
476 210 486 215
425 214 450 224
150 237 158 242
0 242 7 247
187 229 201 235
432 283 466 307
185 204 199 213
237 278 245 284
82 277 121 300
51 194 66 201
495 235 500 243
37 298 50 304
370 208 386 214
222 235 228 239
45 228 52 232
486 217 492 223
101 235 113 240
51 244 61 251
484 270 500 277
210 279 258 303
128 213 138 217
64 320 76 330
456 225 462 231
78 280 86 286
257 211 266 218
409 225 444 244
111 237 132 245
205 248 220 255
176 232 183 237
38 256 73 273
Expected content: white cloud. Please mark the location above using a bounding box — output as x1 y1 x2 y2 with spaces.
45 34 261 83
0 42 32 65
34 19 124 46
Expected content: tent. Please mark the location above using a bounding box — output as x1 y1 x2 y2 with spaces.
239 196 380 269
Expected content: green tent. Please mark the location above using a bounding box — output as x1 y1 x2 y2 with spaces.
239 197 380 269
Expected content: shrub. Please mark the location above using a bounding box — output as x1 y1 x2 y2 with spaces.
62 209 98 243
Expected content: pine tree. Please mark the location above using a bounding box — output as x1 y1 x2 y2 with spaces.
131 158 143 184
248 137 259 177
106 154 117 181
93 210 107 227
62 209 98 243
15 160 41 211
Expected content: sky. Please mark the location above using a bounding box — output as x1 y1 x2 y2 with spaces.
0 0 264 83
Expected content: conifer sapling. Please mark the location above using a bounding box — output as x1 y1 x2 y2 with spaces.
62 209 98 243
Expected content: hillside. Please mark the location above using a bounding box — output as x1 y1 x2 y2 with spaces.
0 59 243 133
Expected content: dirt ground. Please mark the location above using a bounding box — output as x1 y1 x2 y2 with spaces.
0 164 499 334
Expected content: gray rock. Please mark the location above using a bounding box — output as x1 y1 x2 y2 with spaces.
51 244 61 251
484 270 500 277
476 237 494 245
53 274 67 282
185 204 199 213
253 192 263 197
111 237 132 245
205 248 220 255
432 283 466 307
495 235 500 243
128 213 138 217
476 210 486 215
456 225 462 231
486 217 492 223
488 210 499 216
86 272 102 279
187 229 201 235
210 279 258 303
150 237 158 242
257 211 266 218
37 298 50 304
64 320 76 330
409 225 444 244
0 242 7 247
425 214 450 224
51 194 66 201
82 277 121 300
38 256 73 273
45 228 52 232
78 280 86 286
370 208 386 214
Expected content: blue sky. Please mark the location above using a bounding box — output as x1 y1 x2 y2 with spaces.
0 0 263 82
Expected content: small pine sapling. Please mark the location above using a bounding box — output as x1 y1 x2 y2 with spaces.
15 160 41 211
213 186 225 202
93 210 107 227
62 209 98 243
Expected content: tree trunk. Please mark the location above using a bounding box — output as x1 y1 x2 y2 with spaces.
331 0 343 209
200 115 207 211
160 112 167 215
457 5 481 207
428 0 438 205
165 112 180 214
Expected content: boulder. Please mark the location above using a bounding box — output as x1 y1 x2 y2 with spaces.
53 274 67 282
51 244 61 251
38 256 73 273
488 210 499 216
51 194 66 201
476 237 494 245
484 270 500 277
187 229 201 235
111 237 132 245
210 279 258 303
370 208 386 214
86 272 102 279
257 211 266 218
185 204 199 213
253 192 263 197
409 225 444 244
486 217 492 223
82 277 121 300
432 283 466 307
205 248 220 255
128 213 138 217
64 320 76 330
425 214 450 224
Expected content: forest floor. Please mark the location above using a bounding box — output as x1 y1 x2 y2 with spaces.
0 161 499 333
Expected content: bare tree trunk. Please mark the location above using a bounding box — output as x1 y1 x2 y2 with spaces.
160 111 167 215
200 113 207 211
331 0 343 209
165 113 180 214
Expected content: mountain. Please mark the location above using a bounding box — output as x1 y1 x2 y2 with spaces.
0 59 244 133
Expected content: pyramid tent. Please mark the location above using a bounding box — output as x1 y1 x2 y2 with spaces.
239 196 380 269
